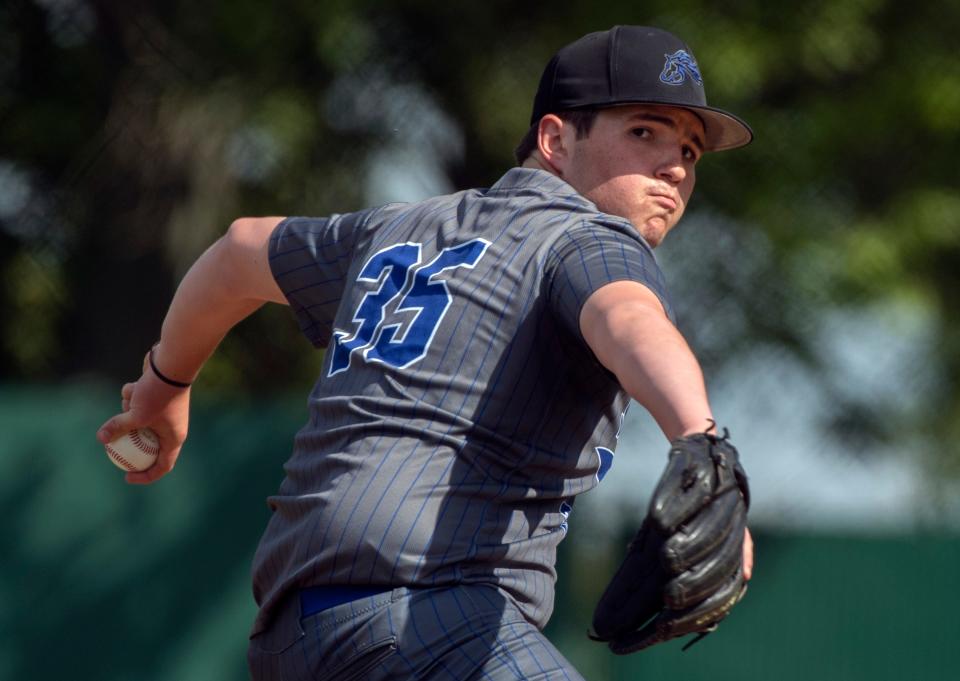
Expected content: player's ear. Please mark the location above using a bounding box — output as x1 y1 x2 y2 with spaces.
537 114 573 176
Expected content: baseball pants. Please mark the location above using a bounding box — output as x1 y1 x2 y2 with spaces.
247 584 586 681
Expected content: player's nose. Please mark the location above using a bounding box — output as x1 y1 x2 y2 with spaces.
655 152 686 185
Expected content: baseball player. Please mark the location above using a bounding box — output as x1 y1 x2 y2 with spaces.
97 25 754 680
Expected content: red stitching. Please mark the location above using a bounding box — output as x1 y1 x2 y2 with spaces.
129 430 160 456
106 445 139 471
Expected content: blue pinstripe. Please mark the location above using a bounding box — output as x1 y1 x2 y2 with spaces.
316 205 469 577
390 209 572 578
248 585 585 680
300 210 453 570
249 168 673 678
347 204 561 576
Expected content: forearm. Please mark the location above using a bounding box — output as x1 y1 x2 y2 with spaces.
581 281 714 441
152 217 286 382
96 217 285 484
603 304 712 440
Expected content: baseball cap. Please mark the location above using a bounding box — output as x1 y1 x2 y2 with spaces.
530 26 753 152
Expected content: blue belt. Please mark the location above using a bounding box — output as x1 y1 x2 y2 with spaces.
299 585 392 618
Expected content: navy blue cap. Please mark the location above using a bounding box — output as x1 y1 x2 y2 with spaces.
531 26 753 151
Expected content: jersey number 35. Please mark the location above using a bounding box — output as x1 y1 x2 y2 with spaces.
328 239 490 376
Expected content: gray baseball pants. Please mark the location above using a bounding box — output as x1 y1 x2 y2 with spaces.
247 584 586 680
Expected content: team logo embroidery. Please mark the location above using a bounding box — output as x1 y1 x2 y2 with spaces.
659 49 703 86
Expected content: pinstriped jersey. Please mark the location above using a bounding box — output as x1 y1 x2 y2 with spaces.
250 167 673 635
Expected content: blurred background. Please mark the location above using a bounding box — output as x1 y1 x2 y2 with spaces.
2 0 958 679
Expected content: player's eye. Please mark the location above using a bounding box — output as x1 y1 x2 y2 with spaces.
682 144 700 162
631 127 652 139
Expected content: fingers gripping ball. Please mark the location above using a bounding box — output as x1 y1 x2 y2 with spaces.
105 428 160 472
590 430 750 653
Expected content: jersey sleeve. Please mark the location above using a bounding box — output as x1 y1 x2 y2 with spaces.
268 210 377 347
543 219 675 345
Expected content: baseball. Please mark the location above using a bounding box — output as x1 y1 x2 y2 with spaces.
105 428 160 472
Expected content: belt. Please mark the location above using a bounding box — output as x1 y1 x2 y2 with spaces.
299 585 392 618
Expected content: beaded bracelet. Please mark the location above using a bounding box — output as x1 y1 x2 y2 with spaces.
149 344 192 388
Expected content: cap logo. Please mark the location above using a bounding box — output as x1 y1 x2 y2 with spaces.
659 50 703 86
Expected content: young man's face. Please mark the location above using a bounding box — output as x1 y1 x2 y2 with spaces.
560 104 705 248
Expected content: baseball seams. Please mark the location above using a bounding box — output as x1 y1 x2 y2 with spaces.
130 428 160 455
105 445 139 471
105 428 160 472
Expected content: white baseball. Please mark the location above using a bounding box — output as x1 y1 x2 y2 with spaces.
105 428 160 472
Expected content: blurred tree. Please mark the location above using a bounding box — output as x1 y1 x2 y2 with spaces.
1 0 957 479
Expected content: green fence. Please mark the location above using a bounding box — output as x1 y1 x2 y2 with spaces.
2 384 957 680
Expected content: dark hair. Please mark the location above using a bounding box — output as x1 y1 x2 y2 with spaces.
513 108 600 165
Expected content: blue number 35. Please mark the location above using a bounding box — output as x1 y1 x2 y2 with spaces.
328 238 490 376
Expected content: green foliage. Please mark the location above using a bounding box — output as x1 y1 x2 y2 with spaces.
0 0 958 479
3 250 64 374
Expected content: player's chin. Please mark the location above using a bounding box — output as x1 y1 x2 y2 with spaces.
637 218 670 248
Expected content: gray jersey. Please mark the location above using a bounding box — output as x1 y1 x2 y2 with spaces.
250 167 673 636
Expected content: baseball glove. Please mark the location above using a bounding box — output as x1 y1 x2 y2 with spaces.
589 429 750 653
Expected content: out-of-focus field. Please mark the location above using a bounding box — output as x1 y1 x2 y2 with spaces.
2 384 956 681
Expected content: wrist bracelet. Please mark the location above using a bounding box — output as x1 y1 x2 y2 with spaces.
149 344 192 388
